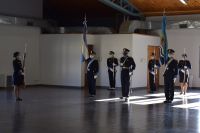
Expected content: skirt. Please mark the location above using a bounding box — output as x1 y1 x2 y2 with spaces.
179 71 189 83
13 74 24 86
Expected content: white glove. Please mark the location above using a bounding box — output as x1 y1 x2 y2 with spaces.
184 66 188 69
129 72 133 76
181 69 185 73
150 71 155 75
94 75 98 79
173 78 177 83
109 68 114 72
113 63 116 66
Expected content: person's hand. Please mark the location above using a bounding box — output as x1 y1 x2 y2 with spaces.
129 72 133 76
109 68 114 72
173 78 177 83
184 66 188 69
181 69 185 73
113 63 117 66
94 75 98 79
151 72 155 75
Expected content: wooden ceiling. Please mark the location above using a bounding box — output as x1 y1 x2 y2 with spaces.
43 0 200 26
44 0 119 18
130 0 200 16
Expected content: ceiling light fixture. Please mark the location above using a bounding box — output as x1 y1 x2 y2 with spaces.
179 0 188 5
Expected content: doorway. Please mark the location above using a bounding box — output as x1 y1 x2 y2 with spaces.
147 45 160 93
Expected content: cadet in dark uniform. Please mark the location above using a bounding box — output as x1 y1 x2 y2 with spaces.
178 54 192 95
107 51 118 90
148 53 160 93
120 48 136 101
86 51 99 97
13 52 25 101
163 49 178 103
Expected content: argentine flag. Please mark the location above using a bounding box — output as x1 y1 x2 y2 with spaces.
81 16 89 62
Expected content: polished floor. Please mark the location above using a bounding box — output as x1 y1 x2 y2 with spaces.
0 87 200 133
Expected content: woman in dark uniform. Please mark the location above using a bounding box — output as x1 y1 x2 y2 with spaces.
178 54 192 95
13 52 25 101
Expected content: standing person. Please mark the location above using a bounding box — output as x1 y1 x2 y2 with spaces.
86 51 99 97
13 52 25 101
163 49 178 103
120 48 136 102
148 53 160 93
178 54 192 95
107 51 118 90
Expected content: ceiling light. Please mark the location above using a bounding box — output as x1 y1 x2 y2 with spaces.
180 0 188 5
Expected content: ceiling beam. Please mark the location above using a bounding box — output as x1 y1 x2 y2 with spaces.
99 0 143 18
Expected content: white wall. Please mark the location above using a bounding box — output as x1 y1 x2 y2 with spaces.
94 34 160 88
39 34 96 87
39 34 160 88
159 29 200 87
132 34 160 88
0 0 43 18
94 34 132 87
0 24 40 85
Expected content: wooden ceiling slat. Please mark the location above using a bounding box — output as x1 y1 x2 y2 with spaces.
129 0 200 16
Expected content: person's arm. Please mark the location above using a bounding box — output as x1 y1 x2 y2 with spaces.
94 60 99 79
107 58 109 68
120 57 123 67
173 60 178 82
148 60 151 71
178 61 182 69
19 61 24 73
187 60 192 69
130 57 136 72
115 58 119 66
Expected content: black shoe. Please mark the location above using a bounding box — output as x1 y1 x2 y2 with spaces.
168 100 172 103
120 97 124 99
16 97 22 101
149 91 154 94
89 95 95 98
125 97 129 102
164 100 169 103
164 100 168 103
164 100 171 104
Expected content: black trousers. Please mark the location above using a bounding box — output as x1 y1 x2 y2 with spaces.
149 73 156 92
164 76 174 101
108 70 116 88
121 69 130 97
87 72 96 95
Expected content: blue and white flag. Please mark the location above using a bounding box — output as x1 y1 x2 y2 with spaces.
160 15 168 65
81 16 89 62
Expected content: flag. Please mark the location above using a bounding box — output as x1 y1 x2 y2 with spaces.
81 16 89 62
160 15 168 65
23 43 27 69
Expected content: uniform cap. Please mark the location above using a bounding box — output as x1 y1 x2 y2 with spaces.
13 51 20 58
167 49 175 54
109 51 115 55
182 53 187 57
90 51 96 55
151 52 155 56
123 48 130 53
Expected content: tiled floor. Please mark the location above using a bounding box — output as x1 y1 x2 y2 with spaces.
0 87 200 133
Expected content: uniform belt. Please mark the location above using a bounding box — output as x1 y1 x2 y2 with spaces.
122 67 129 69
